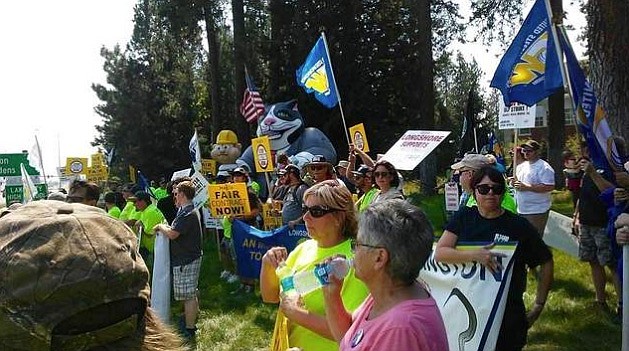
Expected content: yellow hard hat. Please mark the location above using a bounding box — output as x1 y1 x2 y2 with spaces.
216 130 238 145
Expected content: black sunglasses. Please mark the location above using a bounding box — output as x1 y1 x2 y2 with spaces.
475 184 506 195
350 239 384 252
302 205 339 218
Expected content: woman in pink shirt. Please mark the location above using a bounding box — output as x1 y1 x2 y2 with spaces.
323 199 448 350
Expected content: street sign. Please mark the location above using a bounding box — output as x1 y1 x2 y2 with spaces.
0 153 39 177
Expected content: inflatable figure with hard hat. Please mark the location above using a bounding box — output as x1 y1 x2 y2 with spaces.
237 100 337 198
211 130 242 175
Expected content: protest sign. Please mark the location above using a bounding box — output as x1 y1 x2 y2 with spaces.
445 182 460 212
381 130 450 170
171 168 192 181
349 123 370 153
262 202 283 230
543 210 579 258
65 157 88 175
190 170 210 210
252 136 274 173
202 207 223 229
208 182 251 217
201 159 217 176
498 100 537 130
232 220 310 279
420 243 517 351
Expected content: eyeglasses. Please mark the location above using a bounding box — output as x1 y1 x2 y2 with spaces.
350 239 384 252
373 172 390 178
522 149 534 154
475 183 506 195
302 205 339 218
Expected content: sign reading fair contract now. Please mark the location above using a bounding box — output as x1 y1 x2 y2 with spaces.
207 183 251 217
381 130 450 170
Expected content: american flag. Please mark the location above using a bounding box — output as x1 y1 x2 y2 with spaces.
239 72 265 124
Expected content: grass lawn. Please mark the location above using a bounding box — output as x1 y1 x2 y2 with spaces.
186 190 622 350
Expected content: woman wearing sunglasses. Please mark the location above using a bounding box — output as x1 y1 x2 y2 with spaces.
371 160 404 203
259 180 369 351
435 166 554 351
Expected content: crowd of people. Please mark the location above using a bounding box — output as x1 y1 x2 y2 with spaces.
1 135 628 350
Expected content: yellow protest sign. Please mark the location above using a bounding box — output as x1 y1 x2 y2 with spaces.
208 183 251 217
201 159 217 175
91 152 106 167
349 123 370 153
262 202 282 231
65 157 88 175
129 165 136 183
252 136 274 173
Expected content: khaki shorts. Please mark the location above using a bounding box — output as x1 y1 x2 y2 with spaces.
578 225 615 266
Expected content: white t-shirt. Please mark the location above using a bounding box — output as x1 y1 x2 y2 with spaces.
515 159 555 214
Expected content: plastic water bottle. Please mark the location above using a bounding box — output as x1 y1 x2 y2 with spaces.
276 258 352 296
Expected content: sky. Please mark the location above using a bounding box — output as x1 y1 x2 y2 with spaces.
0 1 586 179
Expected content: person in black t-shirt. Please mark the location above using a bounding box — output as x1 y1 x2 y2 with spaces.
154 180 203 340
436 166 553 351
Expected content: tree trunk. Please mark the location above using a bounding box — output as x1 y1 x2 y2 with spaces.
413 0 437 195
203 3 221 142
587 0 629 143
268 0 281 99
232 0 249 142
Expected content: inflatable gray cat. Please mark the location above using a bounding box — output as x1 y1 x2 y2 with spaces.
237 100 337 198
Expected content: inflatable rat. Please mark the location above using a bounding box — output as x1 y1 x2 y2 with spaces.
237 100 337 198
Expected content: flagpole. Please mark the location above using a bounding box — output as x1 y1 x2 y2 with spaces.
320 32 351 146
34 135 49 193
543 0 582 131
513 129 519 181
473 127 479 153
623 245 629 351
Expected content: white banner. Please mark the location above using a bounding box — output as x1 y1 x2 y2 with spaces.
445 182 460 212
151 232 171 324
419 243 517 351
190 170 210 210
498 100 536 130
381 130 450 171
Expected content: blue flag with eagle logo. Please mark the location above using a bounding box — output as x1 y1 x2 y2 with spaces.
296 35 339 108
490 0 563 106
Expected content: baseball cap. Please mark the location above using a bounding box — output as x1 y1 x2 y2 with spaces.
336 160 350 169
231 166 249 175
134 191 151 203
0 200 150 350
308 155 332 167
520 140 541 151
351 164 373 177
450 154 490 170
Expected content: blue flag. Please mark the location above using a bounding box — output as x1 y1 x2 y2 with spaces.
137 170 156 199
559 29 624 172
490 0 563 106
232 220 310 279
296 35 340 108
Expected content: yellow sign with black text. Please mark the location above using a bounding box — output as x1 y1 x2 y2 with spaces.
201 159 217 176
207 183 251 217
252 136 274 173
349 123 370 153
65 157 88 175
